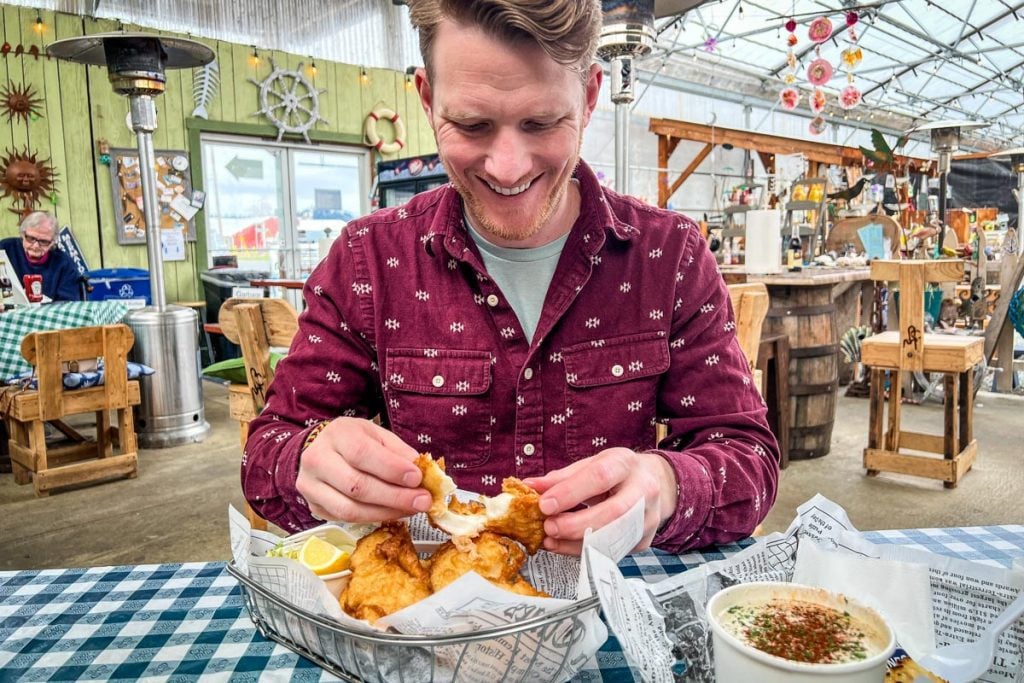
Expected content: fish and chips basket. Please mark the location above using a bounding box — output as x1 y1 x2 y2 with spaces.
227 506 612 683
229 496 1024 683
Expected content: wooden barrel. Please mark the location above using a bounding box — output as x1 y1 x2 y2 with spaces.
763 285 838 460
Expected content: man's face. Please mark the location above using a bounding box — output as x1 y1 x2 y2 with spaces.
22 223 55 260
416 20 601 247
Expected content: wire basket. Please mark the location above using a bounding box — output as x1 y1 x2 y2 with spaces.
226 562 603 683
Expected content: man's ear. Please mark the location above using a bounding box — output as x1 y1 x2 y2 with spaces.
415 67 433 124
582 63 603 127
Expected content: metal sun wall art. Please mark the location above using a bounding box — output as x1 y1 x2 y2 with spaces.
0 147 57 218
0 82 44 123
250 57 328 143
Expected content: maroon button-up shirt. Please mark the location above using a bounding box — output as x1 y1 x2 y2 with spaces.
243 161 779 552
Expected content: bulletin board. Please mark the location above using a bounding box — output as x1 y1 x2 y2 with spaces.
109 148 197 245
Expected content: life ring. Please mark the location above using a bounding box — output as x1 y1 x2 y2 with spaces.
364 106 406 155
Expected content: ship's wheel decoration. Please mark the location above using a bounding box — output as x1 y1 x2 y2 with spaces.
0 147 57 217
250 57 328 143
0 82 44 123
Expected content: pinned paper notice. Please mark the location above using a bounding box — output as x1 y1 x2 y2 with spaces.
858 223 886 259
170 194 199 221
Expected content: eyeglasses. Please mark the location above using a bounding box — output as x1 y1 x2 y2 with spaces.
23 234 54 248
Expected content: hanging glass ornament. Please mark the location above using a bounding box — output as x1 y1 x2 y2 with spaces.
839 84 862 109
809 115 827 136
810 88 827 113
779 87 800 110
807 58 834 86
808 16 833 44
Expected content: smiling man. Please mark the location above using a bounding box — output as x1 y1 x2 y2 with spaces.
243 0 779 555
0 211 81 302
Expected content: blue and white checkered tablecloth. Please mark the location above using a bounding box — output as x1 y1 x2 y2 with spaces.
2 526 1022 682
0 301 129 381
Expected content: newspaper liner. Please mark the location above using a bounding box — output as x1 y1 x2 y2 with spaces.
231 494 1024 682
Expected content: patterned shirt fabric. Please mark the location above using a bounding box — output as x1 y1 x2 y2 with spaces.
0 237 83 301
243 161 780 552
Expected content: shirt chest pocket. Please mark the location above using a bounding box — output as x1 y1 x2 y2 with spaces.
384 348 494 468
562 333 670 456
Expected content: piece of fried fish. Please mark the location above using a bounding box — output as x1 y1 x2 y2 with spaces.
415 453 546 554
430 531 548 597
339 521 431 623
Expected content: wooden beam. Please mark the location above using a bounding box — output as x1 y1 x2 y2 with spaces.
649 117 930 170
663 143 712 208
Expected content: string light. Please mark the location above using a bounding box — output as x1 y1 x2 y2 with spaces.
404 73 414 91
738 3 744 19
307 58 317 78
33 12 44 34
359 66 370 85
249 46 260 68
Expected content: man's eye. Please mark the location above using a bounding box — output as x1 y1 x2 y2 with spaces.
456 122 486 132
525 121 557 131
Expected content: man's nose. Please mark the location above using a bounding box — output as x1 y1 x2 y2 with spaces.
483 128 531 186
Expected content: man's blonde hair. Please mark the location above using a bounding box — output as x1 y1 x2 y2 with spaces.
406 0 601 83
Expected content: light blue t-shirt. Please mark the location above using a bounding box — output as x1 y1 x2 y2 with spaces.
466 219 569 344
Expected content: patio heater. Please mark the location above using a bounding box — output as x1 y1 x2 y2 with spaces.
47 33 214 448
907 119 988 256
990 147 1024 232
597 1 655 194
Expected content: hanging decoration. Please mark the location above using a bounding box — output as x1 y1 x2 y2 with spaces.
191 59 219 119
810 88 827 114
779 87 800 110
809 115 827 136
806 58 833 87
0 82 44 123
250 57 329 143
364 104 407 155
0 147 58 217
782 18 798 84
702 35 718 53
808 16 833 44
838 11 862 111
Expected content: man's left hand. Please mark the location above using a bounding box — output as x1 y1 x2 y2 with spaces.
522 448 678 556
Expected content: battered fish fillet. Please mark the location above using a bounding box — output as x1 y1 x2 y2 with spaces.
339 521 431 623
430 532 548 598
414 453 546 554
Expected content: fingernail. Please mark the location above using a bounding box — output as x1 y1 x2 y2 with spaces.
413 494 432 512
540 497 558 515
403 471 420 487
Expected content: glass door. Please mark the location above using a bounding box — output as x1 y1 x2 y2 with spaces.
200 135 370 278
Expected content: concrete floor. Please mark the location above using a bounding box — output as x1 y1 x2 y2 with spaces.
3 381 1023 571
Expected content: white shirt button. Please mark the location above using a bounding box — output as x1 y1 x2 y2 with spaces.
486 294 499 307
432 375 445 388
523 368 534 380
611 364 624 377
523 443 535 456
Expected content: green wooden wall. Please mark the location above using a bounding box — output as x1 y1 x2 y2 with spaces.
0 5 436 301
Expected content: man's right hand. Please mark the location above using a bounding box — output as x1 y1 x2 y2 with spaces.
296 417 431 523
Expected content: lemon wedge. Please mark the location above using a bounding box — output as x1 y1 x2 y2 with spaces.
297 535 351 576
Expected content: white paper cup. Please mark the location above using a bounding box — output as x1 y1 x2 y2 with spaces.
706 582 895 683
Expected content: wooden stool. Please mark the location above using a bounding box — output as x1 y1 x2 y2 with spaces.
758 333 791 469
862 260 983 488
174 300 213 366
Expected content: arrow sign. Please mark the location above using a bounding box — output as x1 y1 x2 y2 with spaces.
225 156 264 180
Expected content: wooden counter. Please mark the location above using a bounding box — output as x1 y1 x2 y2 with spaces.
719 265 874 460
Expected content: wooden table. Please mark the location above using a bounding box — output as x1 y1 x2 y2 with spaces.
719 266 873 460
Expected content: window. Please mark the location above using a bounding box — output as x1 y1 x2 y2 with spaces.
200 134 370 277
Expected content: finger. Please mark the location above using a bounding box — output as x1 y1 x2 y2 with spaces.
538 455 630 515
541 536 584 556
522 457 593 492
302 477 427 523
544 490 639 541
302 449 432 514
320 421 422 487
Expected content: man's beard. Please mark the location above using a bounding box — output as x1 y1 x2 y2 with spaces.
446 145 581 244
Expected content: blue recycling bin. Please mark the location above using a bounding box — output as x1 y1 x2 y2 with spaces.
87 267 151 305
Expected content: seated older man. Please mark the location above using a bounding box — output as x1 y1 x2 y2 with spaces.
1 211 82 302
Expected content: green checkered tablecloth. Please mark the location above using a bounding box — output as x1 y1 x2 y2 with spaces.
0 301 129 381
